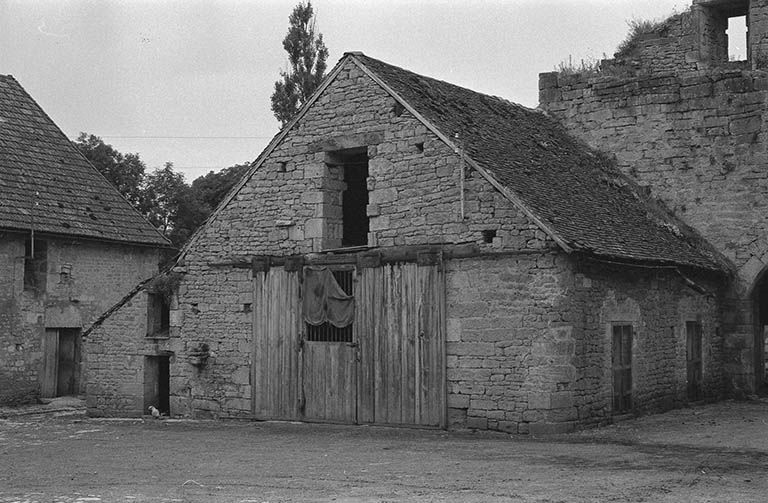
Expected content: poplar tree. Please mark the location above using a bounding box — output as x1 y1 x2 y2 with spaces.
270 1 329 126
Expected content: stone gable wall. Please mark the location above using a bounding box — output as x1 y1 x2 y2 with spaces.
186 58 552 269
0 231 161 404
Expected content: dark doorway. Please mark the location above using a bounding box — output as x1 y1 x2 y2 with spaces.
144 355 170 414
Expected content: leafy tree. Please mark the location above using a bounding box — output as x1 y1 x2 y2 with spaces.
142 162 189 237
191 164 250 211
271 1 329 126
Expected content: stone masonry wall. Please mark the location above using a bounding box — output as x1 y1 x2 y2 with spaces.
84 264 253 418
568 261 722 427
0 230 161 404
446 253 721 434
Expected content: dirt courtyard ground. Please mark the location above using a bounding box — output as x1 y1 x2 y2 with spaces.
1 400 767 502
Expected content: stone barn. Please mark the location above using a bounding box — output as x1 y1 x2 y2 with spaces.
87 52 729 433
539 0 768 396
0 75 170 405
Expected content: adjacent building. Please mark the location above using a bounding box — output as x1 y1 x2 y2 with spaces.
0 75 170 404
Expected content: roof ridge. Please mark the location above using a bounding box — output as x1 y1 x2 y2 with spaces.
353 53 535 113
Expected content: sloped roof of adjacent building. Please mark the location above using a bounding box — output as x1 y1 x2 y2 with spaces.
183 53 727 274
0 75 170 246
350 54 727 273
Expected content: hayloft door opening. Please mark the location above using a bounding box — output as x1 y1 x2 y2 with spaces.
144 355 170 415
340 151 369 247
686 321 703 401
301 267 358 423
41 328 81 398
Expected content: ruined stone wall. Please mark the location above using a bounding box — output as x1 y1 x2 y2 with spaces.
539 1 768 391
446 253 721 434
0 231 161 404
186 57 551 267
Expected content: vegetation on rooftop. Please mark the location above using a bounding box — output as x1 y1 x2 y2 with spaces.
614 17 671 59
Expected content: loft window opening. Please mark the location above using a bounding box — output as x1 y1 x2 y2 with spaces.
326 148 369 247
147 292 170 338
24 238 47 292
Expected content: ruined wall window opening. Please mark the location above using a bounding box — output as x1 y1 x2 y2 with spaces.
701 2 749 64
728 15 748 61
327 148 369 247
482 229 497 244
147 292 170 338
305 268 354 343
23 238 47 292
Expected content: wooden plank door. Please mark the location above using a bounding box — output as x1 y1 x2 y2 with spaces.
612 325 633 413
686 321 703 401
252 268 301 420
358 263 445 427
301 268 358 423
40 328 59 398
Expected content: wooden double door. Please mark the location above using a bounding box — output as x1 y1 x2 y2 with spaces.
252 262 445 427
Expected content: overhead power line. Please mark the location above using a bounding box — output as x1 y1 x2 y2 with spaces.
100 135 273 140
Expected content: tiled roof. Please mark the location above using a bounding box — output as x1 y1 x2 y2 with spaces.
352 54 727 273
0 75 169 246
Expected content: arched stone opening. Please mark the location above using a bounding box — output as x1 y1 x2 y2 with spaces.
751 268 768 394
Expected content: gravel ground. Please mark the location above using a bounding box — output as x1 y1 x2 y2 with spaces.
1 399 767 502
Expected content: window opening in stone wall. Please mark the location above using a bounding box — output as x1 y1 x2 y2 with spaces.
305 269 354 343
686 321 703 401
482 229 497 243
700 2 749 64
728 15 748 61
23 238 47 292
342 153 369 247
612 324 633 413
147 292 170 337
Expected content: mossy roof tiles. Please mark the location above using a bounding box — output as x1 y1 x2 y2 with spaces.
0 75 169 246
353 54 727 273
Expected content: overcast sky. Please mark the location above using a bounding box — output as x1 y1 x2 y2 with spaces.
1 0 691 181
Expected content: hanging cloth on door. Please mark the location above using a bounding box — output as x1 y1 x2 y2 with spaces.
303 267 355 328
